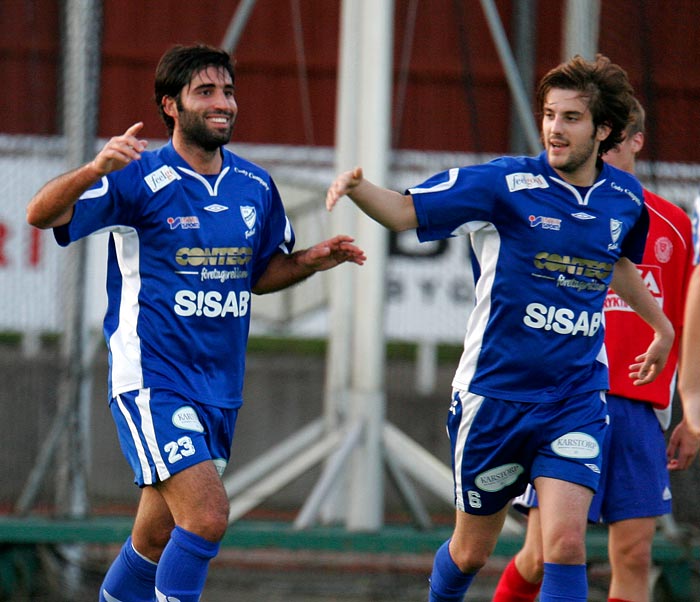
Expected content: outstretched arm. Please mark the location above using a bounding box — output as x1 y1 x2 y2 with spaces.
27 122 148 229
252 234 366 294
610 257 674 385
325 166 418 232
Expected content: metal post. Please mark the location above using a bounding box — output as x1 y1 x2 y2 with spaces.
56 0 101 523
221 0 258 54
509 0 538 155
480 0 541 154
562 0 600 60
346 0 394 531
53 0 102 593
314 0 364 526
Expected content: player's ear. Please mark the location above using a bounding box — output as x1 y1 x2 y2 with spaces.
629 131 644 155
596 121 612 143
162 95 177 119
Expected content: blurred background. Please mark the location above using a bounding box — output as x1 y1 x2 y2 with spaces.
1 1 700 600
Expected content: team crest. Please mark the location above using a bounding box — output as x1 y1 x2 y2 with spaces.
609 218 622 245
240 206 256 230
654 236 673 263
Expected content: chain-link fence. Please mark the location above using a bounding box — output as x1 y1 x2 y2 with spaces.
3 0 700 526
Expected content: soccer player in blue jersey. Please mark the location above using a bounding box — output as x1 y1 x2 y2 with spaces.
27 44 365 602
326 54 674 602
492 99 699 602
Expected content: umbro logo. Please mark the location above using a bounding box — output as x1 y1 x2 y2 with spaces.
204 204 229 213
571 212 595 220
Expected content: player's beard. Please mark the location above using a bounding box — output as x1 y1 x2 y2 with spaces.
177 103 235 152
547 130 598 175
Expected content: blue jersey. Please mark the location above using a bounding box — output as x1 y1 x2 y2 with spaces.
55 141 294 408
410 151 648 403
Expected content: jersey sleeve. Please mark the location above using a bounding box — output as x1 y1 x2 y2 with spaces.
250 177 295 286
53 163 144 247
620 202 649 264
410 163 499 242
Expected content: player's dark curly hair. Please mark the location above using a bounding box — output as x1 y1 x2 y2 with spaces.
154 44 235 137
536 54 635 156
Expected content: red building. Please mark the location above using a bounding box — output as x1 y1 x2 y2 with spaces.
2 1 699 164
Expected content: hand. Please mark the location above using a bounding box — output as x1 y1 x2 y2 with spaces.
629 332 673 386
325 167 364 211
667 418 700 470
298 235 366 271
91 122 148 176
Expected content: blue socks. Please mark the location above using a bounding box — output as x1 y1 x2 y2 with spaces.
428 540 476 601
100 528 220 602
100 536 158 602
539 562 587 602
155 526 220 602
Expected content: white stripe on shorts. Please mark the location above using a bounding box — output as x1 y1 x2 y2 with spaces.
115 393 153 484
453 389 485 511
512 482 537 511
135 389 170 482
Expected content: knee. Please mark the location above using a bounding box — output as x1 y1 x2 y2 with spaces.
133 523 173 562
614 537 652 573
183 500 230 542
547 532 587 565
516 549 544 583
449 544 490 574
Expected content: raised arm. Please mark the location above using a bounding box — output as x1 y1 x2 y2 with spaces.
325 166 418 232
611 256 675 385
27 122 148 229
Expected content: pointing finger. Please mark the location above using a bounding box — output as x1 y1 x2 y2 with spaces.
124 122 144 136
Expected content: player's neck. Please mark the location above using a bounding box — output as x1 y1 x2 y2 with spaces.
172 135 223 175
552 155 600 187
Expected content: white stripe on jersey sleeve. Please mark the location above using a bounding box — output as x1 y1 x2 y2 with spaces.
78 176 109 199
408 167 459 194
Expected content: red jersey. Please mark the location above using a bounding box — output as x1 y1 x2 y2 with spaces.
604 190 693 409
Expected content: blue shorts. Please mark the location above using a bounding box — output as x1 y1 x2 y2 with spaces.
110 388 239 487
448 388 608 515
588 394 671 522
513 395 671 523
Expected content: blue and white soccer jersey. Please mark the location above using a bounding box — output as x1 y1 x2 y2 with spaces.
410 152 648 513
55 142 294 483
55 141 293 407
